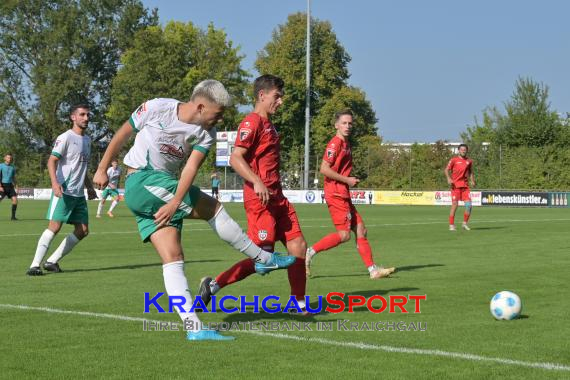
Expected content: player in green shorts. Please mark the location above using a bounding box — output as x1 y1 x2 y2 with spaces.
96 159 122 218
93 80 296 341
27 104 97 276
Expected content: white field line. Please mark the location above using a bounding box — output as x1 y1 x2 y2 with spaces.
1 218 569 238
1 303 569 372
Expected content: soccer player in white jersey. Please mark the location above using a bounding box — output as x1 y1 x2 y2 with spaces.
27 104 98 276
96 159 122 218
93 80 296 341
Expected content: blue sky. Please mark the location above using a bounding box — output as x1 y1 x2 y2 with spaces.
141 0 569 142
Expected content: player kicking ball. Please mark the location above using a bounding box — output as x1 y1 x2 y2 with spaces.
305 110 395 279
444 143 475 231
96 159 122 218
93 80 295 341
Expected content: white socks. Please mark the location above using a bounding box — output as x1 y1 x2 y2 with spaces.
31 229 55 268
162 261 201 332
46 233 80 264
109 200 118 212
208 206 271 264
97 200 118 215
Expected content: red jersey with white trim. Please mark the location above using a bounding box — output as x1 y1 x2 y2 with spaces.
234 113 282 201
446 156 473 188
323 135 352 199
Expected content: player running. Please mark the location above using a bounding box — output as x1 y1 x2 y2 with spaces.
93 80 295 341
27 104 98 275
96 159 122 218
444 143 475 231
305 110 395 279
199 75 309 314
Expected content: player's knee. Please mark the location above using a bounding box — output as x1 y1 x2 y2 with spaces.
298 239 307 254
339 230 351 243
75 226 89 239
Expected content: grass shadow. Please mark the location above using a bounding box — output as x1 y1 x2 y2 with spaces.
61 259 222 273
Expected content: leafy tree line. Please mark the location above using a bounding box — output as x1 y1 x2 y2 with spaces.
1 3 568 190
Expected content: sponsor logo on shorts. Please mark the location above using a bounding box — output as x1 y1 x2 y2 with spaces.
258 230 268 241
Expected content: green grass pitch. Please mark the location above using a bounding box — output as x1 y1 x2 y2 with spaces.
1 200 569 379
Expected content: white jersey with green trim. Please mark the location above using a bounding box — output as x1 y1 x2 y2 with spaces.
51 129 91 197
123 98 215 176
106 166 122 189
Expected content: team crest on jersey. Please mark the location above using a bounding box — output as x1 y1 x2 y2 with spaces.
135 102 147 116
258 229 268 241
326 148 336 159
240 128 251 141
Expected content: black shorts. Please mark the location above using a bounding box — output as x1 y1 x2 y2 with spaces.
0 183 17 199
211 187 219 195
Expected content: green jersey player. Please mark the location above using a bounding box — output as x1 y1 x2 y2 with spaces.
27 104 98 275
93 80 295 341
96 159 122 218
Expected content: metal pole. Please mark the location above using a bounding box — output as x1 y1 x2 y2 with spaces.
499 144 502 189
409 147 412 189
303 0 311 189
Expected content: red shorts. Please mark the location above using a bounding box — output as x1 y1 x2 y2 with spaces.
244 196 303 251
451 187 471 202
325 195 363 231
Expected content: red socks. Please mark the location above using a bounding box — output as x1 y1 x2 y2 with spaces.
449 215 455 225
313 232 343 253
287 258 306 301
463 212 470 223
356 237 375 267
215 259 255 288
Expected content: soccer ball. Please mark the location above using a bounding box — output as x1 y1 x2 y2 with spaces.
490 291 522 320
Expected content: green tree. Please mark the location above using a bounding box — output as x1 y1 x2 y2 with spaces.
107 21 250 173
108 21 249 132
0 0 157 155
311 86 377 153
255 13 378 183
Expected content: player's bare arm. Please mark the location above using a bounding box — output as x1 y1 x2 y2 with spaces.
47 155 63 197
444 166 453 186
469 168 476 188
94 121 133 189
153 149 206 228
230 146 270 205
320 160 359 187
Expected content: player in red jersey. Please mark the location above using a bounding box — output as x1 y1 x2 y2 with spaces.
305 110 395 279
444 144 475 231
199 75 309 312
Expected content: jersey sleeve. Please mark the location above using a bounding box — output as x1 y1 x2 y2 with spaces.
234 115 260 150
129 99 159 132
323 139 340 165
51 133 69 159
192 128 216 155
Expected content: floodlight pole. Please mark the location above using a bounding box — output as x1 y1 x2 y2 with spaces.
303 0 311 189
